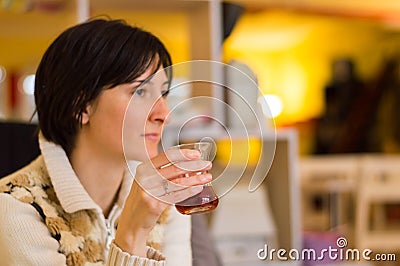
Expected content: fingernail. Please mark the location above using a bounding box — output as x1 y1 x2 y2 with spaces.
201 174 212 182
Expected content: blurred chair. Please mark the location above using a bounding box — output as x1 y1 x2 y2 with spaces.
355 155 400 252
299 155 359 230
211 184 277 266
0 121 39 178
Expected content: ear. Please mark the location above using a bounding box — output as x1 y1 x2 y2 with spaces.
80 104 93 125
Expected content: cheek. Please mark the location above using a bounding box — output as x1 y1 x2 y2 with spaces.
122 101 150 160
124 95 156 133
124 102 147 133
92 96 130 148
109 103 128 131
101 110 125 152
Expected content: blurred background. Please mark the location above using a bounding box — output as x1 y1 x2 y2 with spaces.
3 0 400 154
1 0 400 265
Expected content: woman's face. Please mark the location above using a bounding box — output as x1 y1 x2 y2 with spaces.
84 63 169 162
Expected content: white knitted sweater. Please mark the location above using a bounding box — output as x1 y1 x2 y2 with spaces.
0 136 192 265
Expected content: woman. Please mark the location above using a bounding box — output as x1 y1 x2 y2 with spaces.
0 18 213 265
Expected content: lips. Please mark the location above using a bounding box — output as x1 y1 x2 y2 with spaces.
143 133 160 142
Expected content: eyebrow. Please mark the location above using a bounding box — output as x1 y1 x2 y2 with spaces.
134 80 170 86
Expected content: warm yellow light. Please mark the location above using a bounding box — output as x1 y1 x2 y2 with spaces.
224 10 387 127
22 74 35 95
216 137 261 166
260 94 283 118
0 66 6 83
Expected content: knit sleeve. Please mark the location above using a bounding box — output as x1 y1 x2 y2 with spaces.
107 242 166 266
0 193 67 265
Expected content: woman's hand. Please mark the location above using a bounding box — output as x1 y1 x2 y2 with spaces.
114 148 212 257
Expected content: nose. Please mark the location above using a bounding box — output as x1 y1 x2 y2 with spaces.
148 96 169 124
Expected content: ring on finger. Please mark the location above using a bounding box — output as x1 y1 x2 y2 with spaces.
162 179 170 195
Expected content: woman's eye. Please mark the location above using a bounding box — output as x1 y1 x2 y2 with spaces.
134 88 145 96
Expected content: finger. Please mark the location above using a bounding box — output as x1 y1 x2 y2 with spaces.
142 172 211 198
156 160 212 180
161 185 203 204
172 160 212 173
135 160 211 188
170 173 212 187
136 172 187 194
151 149 201 169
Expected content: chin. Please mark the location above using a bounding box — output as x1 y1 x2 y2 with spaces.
145 145 159 159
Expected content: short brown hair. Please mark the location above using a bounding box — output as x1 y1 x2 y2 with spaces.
34 18 172 155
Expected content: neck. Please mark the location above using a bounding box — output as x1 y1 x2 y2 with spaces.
69 137 125 218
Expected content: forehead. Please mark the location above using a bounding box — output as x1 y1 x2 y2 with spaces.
139 65 169 85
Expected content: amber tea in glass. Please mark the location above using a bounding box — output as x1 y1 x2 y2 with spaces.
169 142 218 215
